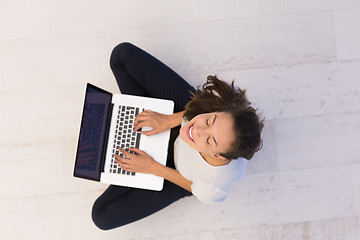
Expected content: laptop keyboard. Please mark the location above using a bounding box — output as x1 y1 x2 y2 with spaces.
110 105 143 176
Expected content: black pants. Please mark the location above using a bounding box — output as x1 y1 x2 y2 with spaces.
91 42 195 230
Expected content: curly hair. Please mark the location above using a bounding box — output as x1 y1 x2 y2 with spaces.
184 75 264 160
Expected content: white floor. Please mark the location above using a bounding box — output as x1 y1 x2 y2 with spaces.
1 1 360 239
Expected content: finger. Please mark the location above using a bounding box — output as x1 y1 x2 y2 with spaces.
117 147 134 159
134 110 155 123
114 152 127 162
128 147 145 155
114 152 134 166
114 154 134 169
119 164 132 172
133 117 152 131
114 154 128 163
142 129 157 136
142 109 153 114
114 158 131 170
114 156 125 165
135 121 157 133
133 120 147 131
134 115 146 125
135 110 154 119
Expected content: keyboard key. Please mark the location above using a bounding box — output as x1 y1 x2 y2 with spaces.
109 104 141 177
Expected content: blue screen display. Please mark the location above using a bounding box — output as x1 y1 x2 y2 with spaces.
74 84 112 181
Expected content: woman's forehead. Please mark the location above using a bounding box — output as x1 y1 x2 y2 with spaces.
213 112 236 150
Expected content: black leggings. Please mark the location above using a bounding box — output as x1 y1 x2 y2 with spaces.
91 43 195 230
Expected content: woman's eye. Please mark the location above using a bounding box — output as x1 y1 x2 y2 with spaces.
206 119 209 126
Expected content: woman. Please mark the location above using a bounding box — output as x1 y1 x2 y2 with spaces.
92 42 264 230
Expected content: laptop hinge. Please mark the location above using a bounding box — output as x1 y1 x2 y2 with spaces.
100 102 114 173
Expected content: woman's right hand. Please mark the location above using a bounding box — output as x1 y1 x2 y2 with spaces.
133 110 174 136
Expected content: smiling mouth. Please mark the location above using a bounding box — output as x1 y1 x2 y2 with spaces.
187 123 195 142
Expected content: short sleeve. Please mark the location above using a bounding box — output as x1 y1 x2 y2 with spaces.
190 158 247 205
191 181 229 205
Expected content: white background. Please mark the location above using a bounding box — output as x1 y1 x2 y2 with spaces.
1 0 359 239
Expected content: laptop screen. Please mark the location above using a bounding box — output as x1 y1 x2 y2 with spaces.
74 84 112 181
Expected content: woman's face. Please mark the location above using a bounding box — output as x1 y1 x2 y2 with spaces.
179 112 236 156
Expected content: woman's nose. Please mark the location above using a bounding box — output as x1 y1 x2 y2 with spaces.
196 124 209 137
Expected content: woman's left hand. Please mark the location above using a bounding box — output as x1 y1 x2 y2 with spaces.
133 110 173 136
114 147 160 175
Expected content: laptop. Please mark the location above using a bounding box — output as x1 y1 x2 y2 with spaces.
73 83 174 191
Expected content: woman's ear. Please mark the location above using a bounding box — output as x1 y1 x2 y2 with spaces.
212 154 228 161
